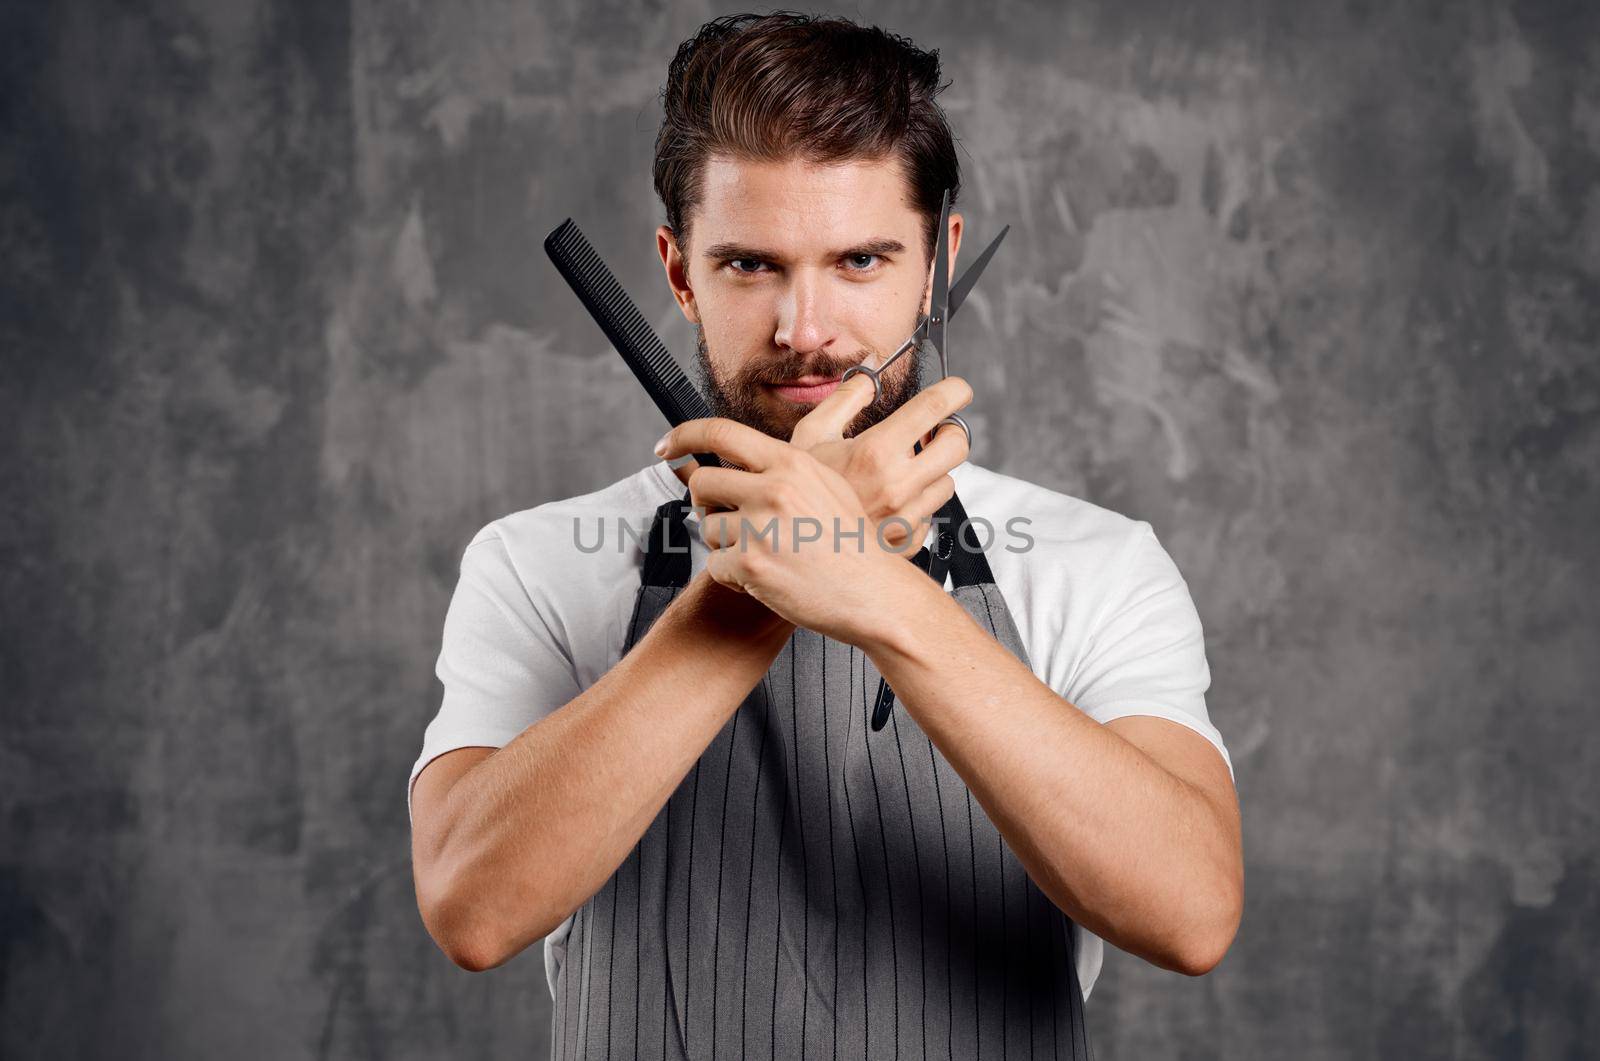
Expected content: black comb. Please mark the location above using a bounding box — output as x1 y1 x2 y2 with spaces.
543 218 722 468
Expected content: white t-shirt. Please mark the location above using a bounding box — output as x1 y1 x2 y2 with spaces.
408 458 1233 1004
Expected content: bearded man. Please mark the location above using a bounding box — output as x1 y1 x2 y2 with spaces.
409 12 1242 1060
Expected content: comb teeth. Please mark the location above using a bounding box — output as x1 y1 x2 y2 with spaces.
544 220 715 428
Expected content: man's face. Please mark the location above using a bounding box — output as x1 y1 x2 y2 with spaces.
657 155 961 440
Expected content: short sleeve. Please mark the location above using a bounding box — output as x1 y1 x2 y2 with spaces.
1069 522 1233 782
407 527 584 825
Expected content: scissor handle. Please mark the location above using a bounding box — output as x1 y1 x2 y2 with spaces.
840 363 882 403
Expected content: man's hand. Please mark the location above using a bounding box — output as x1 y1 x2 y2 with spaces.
790 373 973 548
654 419 930 646
663 374 974 550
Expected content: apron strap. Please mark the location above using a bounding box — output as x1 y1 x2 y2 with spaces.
915 489 998 588
640 491 694 588
932 490 996 589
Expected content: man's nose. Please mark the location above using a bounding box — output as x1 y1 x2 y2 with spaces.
772 270 837 355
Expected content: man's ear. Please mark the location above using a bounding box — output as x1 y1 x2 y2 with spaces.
657 224 700 325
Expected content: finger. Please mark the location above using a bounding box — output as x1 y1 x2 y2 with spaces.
662 452 700 488
876 514 925 557
869 375 974 452
697 508 746 551
853 415 965 524
911 414 971 476
657 417 790 472
685 465 764 514
705 548 751 594
790 371 878 448
695 501 791 552
897 473 956 539
876 511 920 549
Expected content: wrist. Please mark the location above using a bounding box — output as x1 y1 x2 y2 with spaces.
678 569 795 644
846 549 954 657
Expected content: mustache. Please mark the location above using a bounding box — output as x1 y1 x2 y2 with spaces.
732 348 875 384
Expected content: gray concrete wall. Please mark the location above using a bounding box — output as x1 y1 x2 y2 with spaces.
3 1 1596 1057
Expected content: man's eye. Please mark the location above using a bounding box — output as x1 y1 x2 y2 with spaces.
724 255 883 275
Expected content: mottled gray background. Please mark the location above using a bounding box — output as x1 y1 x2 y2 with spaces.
3 0 1597 1058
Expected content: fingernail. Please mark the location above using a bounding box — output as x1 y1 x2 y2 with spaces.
653 433 670 457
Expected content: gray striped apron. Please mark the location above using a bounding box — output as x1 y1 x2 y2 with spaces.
551 491 1095 1060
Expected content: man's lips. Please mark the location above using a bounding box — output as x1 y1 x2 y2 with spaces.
766 375 843 403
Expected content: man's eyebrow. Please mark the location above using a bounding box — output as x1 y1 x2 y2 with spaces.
700 237 908 261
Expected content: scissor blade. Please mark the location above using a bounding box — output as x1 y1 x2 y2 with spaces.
927 189 952 376
872 217 1007 373
947 224 1008 319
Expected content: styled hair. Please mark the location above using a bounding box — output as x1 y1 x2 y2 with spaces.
652 10 960 265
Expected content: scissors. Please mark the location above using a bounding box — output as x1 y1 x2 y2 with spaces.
839 188 1009 450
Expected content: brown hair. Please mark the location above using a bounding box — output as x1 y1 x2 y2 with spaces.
653 10 960 266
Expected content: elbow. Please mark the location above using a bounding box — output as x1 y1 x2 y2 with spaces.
447 911 568 974
418 871 565 974
420 887 507 973
439 915 508 974
1173 935 1230 978
1173 876 1243 977
416 861 520 973
448 939 507 975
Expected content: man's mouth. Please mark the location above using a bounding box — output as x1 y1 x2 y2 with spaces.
766 375 843 404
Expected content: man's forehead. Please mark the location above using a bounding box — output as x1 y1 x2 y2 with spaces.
694 155 920 252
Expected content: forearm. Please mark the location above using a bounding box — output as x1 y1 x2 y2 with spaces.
863 575 1236 973
429 570 793 968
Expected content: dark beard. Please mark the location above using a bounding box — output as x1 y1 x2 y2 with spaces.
690 325 924 441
